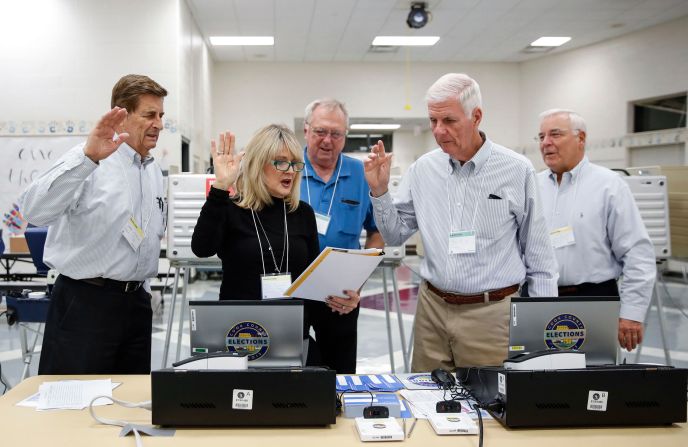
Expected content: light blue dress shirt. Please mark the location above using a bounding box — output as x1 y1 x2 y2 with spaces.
372 137 558 296
21 143 166 282
537 157 656 322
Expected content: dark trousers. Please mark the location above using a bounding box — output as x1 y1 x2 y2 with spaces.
38 275 152 375
306 301 359 374
521 279 619 297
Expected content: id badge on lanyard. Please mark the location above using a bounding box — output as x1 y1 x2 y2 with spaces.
449 230 476 254
122 216 145 251
550 225 575 249
261 273 292 299
314 213 331 236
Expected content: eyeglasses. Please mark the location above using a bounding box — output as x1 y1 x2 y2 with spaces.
535 129 579 142
308 126 346 141
271 160 305 172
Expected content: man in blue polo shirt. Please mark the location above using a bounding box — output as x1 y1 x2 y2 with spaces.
301 98 384 373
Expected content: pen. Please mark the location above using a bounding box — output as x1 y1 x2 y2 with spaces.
406 418 417 438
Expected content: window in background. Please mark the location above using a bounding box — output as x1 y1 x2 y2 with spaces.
632 93 686 133
343 133 393 154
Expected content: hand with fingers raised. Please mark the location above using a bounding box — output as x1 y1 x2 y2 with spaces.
211 131 245 191
83 107 130 163
364 140 393 198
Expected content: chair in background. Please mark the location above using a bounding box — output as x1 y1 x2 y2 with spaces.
12 226 50 381
23 227 49 276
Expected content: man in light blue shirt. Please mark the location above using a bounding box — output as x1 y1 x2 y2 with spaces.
22 75 168 374
365 74 558 371
301 98 384 373
536 109 656 351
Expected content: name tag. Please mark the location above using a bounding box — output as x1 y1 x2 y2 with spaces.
550 226 575 249
449 230 476 254
260 273 292 299
122 216 145 251
315 213 331 236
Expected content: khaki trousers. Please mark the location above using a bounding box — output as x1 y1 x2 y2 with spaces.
411 281 515 372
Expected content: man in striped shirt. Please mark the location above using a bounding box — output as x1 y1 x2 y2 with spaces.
22 75 167 374
365 73 558 371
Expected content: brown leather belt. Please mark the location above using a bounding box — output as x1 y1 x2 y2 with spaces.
427 281 519 305
79 277 143 293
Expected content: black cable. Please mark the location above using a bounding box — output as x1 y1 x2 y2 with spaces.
472 402 484 447
0 363 8 395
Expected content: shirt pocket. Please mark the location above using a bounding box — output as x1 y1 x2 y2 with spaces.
478 198 511 240
334 201 364 236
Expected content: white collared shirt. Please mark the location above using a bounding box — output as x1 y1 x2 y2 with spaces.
537 157 656 322
21 143 166 282
371 137 558 296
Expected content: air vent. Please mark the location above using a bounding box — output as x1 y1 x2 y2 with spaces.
272 402 307 409
521 45 555 54
625 401 660 408
368 45 399 54
180 402 216 409
535 402 570 410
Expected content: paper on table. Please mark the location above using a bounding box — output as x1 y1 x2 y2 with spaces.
284 247 383 301
36 379 114 410
17 381 121 408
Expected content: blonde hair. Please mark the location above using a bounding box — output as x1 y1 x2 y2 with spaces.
235 124 303 212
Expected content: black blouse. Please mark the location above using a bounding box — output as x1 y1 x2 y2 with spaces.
191 186 320 300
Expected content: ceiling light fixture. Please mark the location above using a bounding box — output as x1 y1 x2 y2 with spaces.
372 36 439 46
209 36 274 46
530 36 571 47
350 124 401 130
406 2 430 29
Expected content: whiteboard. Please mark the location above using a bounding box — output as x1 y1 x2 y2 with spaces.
0 136 82 248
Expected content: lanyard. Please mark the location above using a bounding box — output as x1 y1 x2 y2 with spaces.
552 162 584 225
448 156 489 232
305 153 343 217
250 201 289 275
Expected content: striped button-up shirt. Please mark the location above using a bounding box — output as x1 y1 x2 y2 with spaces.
372 137 558 296
537 157 656 321
21 143 166 282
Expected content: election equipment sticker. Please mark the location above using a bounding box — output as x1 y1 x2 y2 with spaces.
544 313 586 351
226 321 270 361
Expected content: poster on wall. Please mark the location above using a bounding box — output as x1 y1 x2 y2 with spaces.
0 136 82 249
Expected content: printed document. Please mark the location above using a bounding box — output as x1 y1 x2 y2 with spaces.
284 247 383 301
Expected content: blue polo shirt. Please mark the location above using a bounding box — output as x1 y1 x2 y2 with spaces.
301 149 378 251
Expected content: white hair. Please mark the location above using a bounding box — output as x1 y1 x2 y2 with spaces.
425 73 482 117
304 98 349 128
539 108 587 133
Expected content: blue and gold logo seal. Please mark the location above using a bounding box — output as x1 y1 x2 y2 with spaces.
407 374 437 388
226 321 270 361
544 314 586 351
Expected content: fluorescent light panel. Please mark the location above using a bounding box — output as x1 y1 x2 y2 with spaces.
530 36 571 47
372 36 439 46
210 36 274 46
350 124 401 130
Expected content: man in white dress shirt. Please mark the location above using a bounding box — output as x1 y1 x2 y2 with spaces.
536 109 656 351
365 73 558 371
22 75 168 374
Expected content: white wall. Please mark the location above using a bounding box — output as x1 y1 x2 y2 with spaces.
179 0 214 173
212 61 520 173
518 15 688 170
0 0 213 174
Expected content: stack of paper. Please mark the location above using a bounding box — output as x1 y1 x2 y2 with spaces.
35 379 114 410
285 247 384 301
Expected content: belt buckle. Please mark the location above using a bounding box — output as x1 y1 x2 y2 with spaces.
124 282 139 293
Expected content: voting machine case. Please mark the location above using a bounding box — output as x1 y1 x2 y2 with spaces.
458 365 687 428
151 367 337 427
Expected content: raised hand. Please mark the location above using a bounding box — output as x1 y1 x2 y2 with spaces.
211 131 244 191
363 140 393 197
83 107 129 163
